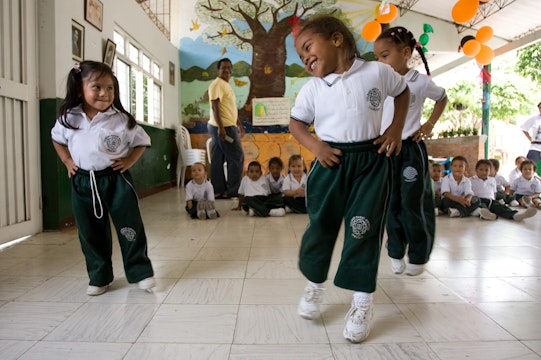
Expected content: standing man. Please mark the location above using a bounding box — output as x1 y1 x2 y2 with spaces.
521 102 541 170
207 58 245 198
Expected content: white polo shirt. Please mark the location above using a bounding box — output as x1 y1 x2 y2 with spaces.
238 175 270 196
510 176 541 195
186 179 215 202
441 174 474 198
291 58 407 142
381 69 446 139
470 175 497 199
282 173 307 192
266 173 285 194
51 105 151 171
520 114 541 152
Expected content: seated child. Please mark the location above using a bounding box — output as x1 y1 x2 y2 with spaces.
234 161 285 217
430 161 443 211
185 162 218 220
488 158 518 206
471 159 536 221
440 156 481 217
508 156 526 184
266 157 285 201
510 159 541 208
282 154 308 213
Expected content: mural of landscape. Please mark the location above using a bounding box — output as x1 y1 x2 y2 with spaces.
178 0 378 133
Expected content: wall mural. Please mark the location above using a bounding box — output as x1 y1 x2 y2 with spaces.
179 0 379 134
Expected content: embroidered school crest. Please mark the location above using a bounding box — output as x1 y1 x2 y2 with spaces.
103 134 121 152
366 88 382 110
120 227 136 241
350 216 370 239
403 166 418 182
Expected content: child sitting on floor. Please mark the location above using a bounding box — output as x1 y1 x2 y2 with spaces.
430 161 443 211
234 161 285 217
470 159 536 221
510 159 541 208
488 158 518 206
185 162 218 220
440 156 481 217
282 154 308 213
266 157 285 206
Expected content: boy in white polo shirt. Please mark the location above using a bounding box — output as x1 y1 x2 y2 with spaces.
440 156 481 217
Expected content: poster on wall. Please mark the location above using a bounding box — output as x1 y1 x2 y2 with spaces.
252 97 291 126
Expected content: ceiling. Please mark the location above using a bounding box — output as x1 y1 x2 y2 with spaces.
389 0 541 75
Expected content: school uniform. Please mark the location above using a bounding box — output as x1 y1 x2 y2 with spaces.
51 105 154 287
238 175 282 216
470 175 517 219
282 173 308 213
185 179 216 219
291 58 407 292
510 175 541 199
266 173 285 204
381 69 445 265
440 174 480 217
494 173 513 203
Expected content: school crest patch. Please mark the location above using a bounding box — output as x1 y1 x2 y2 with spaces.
104 134 121 152
350 216 370 239
403 166 418 182
366 88 382 110
120 227 136 241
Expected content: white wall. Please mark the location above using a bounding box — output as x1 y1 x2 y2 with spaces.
38 0 180 128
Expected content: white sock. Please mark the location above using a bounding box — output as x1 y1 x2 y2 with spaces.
353 291 372 305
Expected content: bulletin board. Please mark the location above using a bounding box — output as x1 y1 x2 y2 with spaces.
252 97 291 126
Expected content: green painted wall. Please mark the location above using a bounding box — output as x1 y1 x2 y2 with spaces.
40 98 177 230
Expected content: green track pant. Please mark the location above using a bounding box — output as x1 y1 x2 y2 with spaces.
299 140 391 293
72 168 154 287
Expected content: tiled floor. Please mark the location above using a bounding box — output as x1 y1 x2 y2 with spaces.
1 187 541 359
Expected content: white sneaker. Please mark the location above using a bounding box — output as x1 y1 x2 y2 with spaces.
448 208 460 218
343 301 373 343
523 196 533 208
470 208 481 217
405 263 424 276
269 208 286 217
297 282 325 320
137 277 156 291
434 208 440 217
86 282 111 296
205 201 218 219
391 258 405 274
248 208 255 217
479 208 497 220
197 200 206 220
285 206 293 213
509 200 520 207
513 207 537 221
498 199 506 205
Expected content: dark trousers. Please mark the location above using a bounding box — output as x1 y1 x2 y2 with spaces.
385 139 435 265
299 140 391 293
242 195 283 216
283 196 307 213
480 198 517 219
207 124 245 197
441 196 481 217
72 168 154 287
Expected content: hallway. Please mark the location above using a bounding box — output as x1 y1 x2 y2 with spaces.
1 187 540 359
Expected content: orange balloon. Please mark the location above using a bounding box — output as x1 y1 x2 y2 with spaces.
475 44 494 65
476 26 493 43
376 4 399 24
362 20 382 42
463 39 481 57
452 0 479 23
480 0 490 2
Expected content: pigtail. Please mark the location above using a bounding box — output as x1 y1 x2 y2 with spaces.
414 42 431 76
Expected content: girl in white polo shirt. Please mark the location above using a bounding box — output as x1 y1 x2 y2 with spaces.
374 26 448 277
510 159 541 207
51 61 155 296
290 15 409 343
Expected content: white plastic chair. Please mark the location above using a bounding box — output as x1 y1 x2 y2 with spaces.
205 137 227 181
175 125 206 187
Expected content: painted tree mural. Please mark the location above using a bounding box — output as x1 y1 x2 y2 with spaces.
195 0 340 114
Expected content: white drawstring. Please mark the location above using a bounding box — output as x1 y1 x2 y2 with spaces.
89 170 104 219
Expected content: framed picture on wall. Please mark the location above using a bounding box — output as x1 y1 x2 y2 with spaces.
84 0 103 31
72 20 85 62
103 39 116 68
169 61 175 85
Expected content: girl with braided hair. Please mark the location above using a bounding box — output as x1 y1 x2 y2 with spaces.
374 26 448 276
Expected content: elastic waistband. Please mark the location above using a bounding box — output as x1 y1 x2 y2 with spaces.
326 139 379 152
76 167 119 177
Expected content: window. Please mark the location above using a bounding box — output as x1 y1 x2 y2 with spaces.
112 30 163 127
